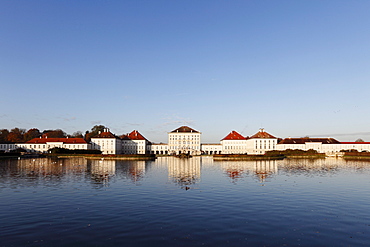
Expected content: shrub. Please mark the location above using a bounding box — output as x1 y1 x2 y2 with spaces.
48 147 102 154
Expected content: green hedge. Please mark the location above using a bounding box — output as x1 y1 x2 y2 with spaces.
48 147 102 154
265 149 321 156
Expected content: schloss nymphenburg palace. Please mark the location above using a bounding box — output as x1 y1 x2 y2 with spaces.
1 126 370 155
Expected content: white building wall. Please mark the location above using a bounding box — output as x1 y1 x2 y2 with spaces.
151 144 169 154
276 143 370 154
14 142 90 153
91 138 121 155
0 143 16 152
122 140 149 154
168 132 201 155
246 139 278 154
201 144 222 154
221 140 247 154
276 143 306 151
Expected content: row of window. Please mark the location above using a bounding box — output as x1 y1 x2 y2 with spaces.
255 145 275 149
169 135 200 141
169 141 200 145
123 146 144 149
169 146 199 150
224 146 246 150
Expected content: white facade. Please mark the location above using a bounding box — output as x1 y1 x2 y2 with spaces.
168 126 201 155
1 137 89 153
91 138 121 155
91 129 122 155
221 139 248 154
122 139 148 154
121 130 151 154
246 138 278 154
0 143 16 152
151 143 169 155
201 144 222 155
20 142 89 153
219 129 278 155
276 140 370 154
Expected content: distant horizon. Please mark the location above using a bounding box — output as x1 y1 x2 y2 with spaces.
1 124 369 144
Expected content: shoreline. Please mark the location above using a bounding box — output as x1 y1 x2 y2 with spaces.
50 154 157 160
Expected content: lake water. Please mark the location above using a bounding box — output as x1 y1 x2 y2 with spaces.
1 156 370 246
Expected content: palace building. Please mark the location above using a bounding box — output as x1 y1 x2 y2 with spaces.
1 125 370 155
90 128 122 155
16 137 89 153
120 130 151 154
167 126 201 155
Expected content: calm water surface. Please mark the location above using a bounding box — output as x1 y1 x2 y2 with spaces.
1 157 370 246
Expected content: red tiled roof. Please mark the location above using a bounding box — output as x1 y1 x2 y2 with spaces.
26 138 87 144
170 126 199 133
222 131 246 141
250 129 276 139
279 138 340 144
127 130 148 141
120 130 149 141
340 142 370 144
120 135 131 140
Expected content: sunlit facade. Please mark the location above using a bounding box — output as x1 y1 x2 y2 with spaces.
91 129 122 155
167 126 201 155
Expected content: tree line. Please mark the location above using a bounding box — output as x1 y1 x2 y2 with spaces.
0 125 108 143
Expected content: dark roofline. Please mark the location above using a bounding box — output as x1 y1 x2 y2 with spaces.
278 137 341 144
170 126 200 133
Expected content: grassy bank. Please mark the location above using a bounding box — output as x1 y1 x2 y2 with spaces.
266 150 326 159
343 152 370 160
213 154 285 161
213 149 326 160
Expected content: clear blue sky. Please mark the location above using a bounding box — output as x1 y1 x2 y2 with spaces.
1 0 370 142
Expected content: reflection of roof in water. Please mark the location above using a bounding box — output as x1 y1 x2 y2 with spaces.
171 174 198 186
225 169 244 179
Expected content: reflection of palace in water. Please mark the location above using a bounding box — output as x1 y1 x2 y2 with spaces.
3 157 370 187
115 160 147 183
218 160 280 182
164 157 201 189
8 158 149 185
88 159 148 184
218 158 370 182
279 157 370 174
16 157 88 177
89 159 116 183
